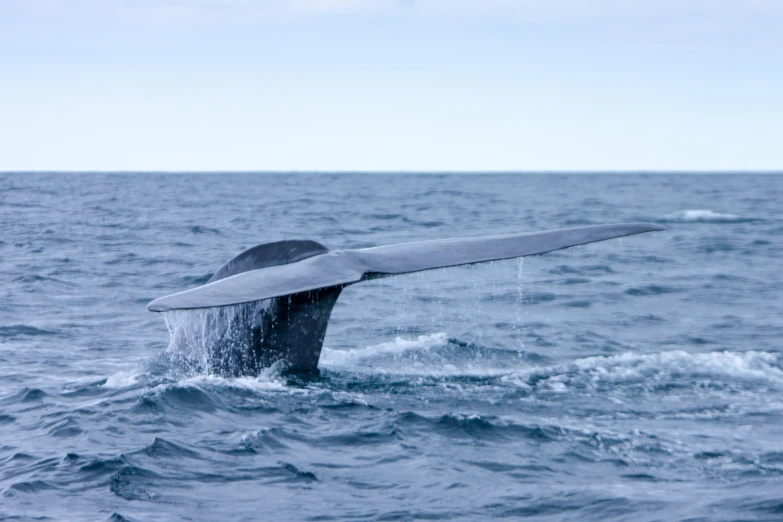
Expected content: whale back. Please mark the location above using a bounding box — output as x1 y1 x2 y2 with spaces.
208 239 329 283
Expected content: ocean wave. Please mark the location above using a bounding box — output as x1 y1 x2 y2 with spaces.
136 437 203 460
0 324 58 338
142 372 292 404
239 428 291 453
506 350 783 392
3 387 50 403
110 465 160 501
5 480 58 495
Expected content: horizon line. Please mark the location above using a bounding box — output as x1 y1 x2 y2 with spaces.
2 169 783 175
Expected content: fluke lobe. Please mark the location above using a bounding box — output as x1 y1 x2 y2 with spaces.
148 223 664 375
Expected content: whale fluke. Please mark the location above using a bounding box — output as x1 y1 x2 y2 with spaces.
149 223 664 374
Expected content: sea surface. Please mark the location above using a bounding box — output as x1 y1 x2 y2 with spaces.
1 173 782 521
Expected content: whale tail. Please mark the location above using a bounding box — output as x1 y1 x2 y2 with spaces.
151 223 664 375
174 240 342 375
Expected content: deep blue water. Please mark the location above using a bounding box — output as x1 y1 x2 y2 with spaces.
1 173 782 521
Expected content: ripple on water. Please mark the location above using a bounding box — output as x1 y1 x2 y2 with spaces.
136 437 203 460
623 284 682 296
107 513 142 522
0 324 58 338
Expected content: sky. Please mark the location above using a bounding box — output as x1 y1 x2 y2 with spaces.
1 0 781 171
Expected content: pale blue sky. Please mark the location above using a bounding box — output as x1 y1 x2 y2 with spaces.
1 1 781 171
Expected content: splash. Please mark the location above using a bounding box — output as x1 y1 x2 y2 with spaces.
660 209 748 223
163 300 274 377
321 332 449 367
103 369 146 388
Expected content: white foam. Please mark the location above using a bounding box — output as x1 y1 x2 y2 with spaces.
103 369 146 388
331 391 370 406
506 350 783 391
661 209 744 223
180 373 289 392
150 371 292 396
240 428 272 444
321 332 449 366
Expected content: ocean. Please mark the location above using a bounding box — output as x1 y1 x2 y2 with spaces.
1 173 782 521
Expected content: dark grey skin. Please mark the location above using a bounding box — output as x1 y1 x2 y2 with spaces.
149 223 664 375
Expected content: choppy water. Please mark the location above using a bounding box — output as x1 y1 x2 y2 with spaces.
1 173 782 521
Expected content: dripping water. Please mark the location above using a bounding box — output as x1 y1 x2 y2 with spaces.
163 299 274 377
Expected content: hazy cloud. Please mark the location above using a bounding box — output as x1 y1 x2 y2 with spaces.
11 0 783 23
